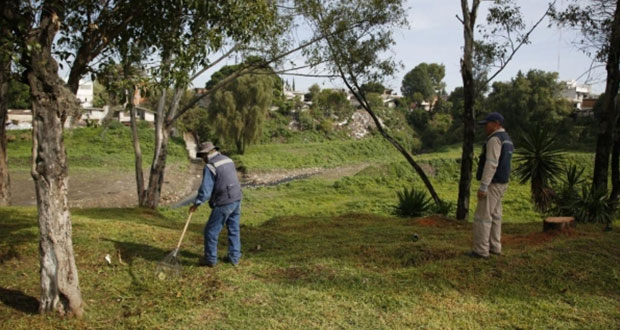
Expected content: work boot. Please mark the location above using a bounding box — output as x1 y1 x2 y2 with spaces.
467 251 489 259
222 256 238 266
198 257 215 267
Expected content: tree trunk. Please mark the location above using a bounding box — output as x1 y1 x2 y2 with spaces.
128 87 146 205
141 86 183 209
0 54 11 206
592 0 620 192
456 0 479 220
25 3 83 316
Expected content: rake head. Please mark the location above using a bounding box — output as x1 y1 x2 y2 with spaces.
155 248 181 280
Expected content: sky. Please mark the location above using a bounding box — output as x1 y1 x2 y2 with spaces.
195 0 605 96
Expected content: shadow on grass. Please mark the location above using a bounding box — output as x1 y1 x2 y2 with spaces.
72 207 205 234
103 238 200 264
0 208 38 246
0 287 38 315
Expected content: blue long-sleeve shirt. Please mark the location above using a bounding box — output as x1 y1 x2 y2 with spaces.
194 165 215 206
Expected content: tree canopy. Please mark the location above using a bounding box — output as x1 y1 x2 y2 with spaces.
208 71 274 154
485 70 573 134
400 63 446 104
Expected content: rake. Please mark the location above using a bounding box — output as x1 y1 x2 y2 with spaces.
156 211 194 280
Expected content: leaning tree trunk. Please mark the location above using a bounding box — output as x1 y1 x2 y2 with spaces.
25 6 84 316
592 0 620 193
456 0 480 220
0 56 11 206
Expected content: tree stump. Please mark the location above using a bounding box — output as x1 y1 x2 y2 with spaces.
543 217 575 233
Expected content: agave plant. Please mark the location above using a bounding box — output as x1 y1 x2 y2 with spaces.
514 127 564 213
394 187 431 217
572 185 616 226
552 164 585 216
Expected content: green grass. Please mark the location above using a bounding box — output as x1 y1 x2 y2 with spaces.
1 207 618 329
3 128 616 328
7 126 188 169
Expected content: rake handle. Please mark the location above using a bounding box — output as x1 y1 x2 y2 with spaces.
174 211 194 252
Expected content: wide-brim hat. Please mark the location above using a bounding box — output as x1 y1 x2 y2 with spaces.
478 112 504 125
196 141 219 156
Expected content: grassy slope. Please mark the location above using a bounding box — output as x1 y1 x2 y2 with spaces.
1 208 618 329
2 129 616 328
7 126 188 170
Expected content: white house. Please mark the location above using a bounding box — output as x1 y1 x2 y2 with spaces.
76 80 94 108
115 106 156 124
561 80 592 110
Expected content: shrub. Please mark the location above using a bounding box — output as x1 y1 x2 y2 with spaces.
552 164 585 216
394 187 431 217
572 185 616 226
431 200 454 216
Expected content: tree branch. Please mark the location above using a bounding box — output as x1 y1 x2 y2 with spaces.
483 0 556 85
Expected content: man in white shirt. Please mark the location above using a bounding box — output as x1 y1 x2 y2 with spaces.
471 112 514 258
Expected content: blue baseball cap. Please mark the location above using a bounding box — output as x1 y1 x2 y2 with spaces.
478 112 504 125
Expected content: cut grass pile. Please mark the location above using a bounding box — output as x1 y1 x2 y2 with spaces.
1 207 618 329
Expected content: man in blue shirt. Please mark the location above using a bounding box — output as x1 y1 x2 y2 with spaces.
189 142 243 267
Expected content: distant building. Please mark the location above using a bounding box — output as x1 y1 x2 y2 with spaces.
561 80 592 111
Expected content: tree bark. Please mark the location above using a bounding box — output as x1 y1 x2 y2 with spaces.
128 87 146 205
456 0 480 220
593 0 620 192
24 2 84 317
0 51 11 206
141 86 183 209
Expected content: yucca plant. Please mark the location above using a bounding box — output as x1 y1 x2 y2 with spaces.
514 127 564 213
572 185 616 226
552 164 585 216
394 187 431 217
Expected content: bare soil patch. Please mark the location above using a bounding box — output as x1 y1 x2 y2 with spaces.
9 162 204 208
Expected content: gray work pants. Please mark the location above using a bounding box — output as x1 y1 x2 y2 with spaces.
472 183 508 257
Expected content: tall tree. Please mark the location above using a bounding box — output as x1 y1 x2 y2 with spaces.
3 0 142 317
455 0 554 220
401 62 446 108
209 71 274 154
299 0 442 204
552 1 620 205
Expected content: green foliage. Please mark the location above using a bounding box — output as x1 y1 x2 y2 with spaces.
552 164 586 216
431 199 455 216
394 187 431 217
401 63 446 104
486 70 573 134
514 127 564 213
314 89 352 120
6 80 30 109
318 119 334 134
209 73 274 154
572 185 616 225
360 81 385 94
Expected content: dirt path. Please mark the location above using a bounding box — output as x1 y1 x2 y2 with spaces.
9 162 371 208
241 163 371 186
10 162 204 208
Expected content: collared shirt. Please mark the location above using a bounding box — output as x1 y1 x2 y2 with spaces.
479 128 505 192
194 152 219 206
